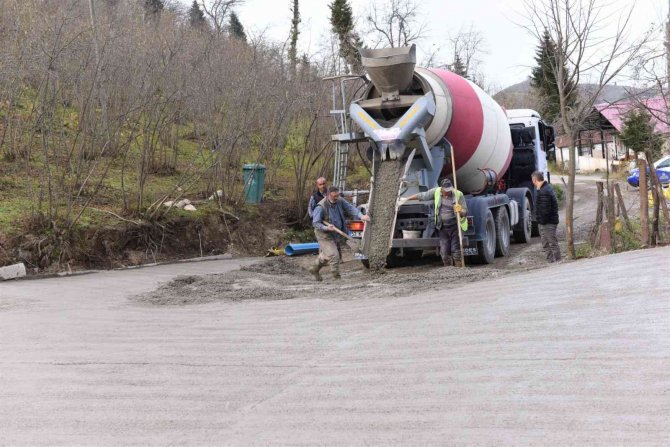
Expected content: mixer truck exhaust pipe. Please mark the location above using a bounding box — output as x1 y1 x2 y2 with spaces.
329 45 556 268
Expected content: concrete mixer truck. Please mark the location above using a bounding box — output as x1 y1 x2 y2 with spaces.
329 45 556 268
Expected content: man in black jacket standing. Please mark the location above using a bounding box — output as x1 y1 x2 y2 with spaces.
308 177 328 218
532 171 561 262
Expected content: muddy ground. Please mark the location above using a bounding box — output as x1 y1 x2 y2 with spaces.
135 175 641 306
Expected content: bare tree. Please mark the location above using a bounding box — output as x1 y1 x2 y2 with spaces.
365 0 427 48
448 25 488 83
199 0 244 35
522 0 654 258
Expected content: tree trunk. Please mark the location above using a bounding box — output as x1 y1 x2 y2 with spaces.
606 182 616 253
565 140 576 258
638 158 649 246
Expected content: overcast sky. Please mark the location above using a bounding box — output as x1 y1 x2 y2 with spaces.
183 0 667 90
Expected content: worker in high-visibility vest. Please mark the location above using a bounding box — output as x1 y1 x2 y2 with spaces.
404 179 468 267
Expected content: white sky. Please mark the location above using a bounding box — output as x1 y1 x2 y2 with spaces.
184 0 667 90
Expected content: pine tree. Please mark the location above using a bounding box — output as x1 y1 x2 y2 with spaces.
143 0 164 18
530 29 577 124
619 108 664 159
229 11 246 42
449 54 468 78
288 0 300 76
188 0 206 29
328 0 362 73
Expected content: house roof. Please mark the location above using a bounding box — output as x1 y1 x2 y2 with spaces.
594 97 669 134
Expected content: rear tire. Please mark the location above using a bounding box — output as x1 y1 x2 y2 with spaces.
494 208 511 257
476 210 496 264
513 195 532 243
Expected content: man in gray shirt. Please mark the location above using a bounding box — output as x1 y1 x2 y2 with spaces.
310 186 370 280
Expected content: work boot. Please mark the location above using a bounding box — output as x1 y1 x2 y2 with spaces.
453 257 464 268
442 256 454 267
332 271 341 280
308 263 323 282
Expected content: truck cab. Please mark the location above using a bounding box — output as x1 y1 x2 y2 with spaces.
505 109 556 187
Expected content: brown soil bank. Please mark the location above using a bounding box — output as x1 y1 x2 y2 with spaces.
0 201 290 273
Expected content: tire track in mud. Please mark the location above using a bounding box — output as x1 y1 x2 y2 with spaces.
365 159 404 270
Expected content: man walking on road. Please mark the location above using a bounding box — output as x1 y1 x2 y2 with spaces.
532 171 561 262
307 177 328 218
404 179 468 267
310 186 370 281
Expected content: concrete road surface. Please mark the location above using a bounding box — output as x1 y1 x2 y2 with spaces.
1 250 669 446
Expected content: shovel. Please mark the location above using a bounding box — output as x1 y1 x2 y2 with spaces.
324 221 363 253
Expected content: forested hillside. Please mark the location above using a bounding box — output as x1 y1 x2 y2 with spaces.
0 0 342 270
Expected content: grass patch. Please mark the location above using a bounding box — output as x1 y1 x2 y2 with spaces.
574 242 592 259
283 227 316 243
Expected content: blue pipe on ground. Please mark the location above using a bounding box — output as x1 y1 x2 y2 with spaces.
284 242 319 256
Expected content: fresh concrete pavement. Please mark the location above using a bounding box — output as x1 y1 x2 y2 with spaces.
1 249 669 445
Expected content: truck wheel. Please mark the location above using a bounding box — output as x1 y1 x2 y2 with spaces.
476 210 496 264
494 208 511 257
513 196 532 243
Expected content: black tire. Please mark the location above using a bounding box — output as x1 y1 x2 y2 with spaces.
513 195 532 243
494 208 511 257
476 210 496 264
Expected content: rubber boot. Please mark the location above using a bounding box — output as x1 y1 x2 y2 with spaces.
308 262 323 282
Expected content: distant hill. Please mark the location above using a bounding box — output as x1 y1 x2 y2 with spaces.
493 78 652 109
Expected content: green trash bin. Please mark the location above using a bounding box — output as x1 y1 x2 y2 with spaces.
243 163 266 204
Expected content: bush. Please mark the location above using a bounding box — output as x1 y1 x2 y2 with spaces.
574 242 592 259
614 218 643 252
553 183 565 205
548 161 569 175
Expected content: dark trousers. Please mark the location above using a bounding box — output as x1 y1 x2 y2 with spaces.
539 223 561 262
438 224 460 263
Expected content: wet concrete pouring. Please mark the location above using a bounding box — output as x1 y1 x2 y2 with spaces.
136 251 533 306
365 159 404 270
135 174 639 306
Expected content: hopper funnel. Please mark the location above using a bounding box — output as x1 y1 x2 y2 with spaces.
359 45 416 102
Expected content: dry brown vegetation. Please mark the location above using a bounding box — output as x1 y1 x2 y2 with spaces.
0 0 337 270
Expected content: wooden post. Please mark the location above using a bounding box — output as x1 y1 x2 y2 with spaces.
645 150 668 244
591 181 604 247
639 158 649 247
606 182 616 252
614 183 632 233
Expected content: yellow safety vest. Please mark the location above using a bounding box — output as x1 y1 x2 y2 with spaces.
434 188 468 231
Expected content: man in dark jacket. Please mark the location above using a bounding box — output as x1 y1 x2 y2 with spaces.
307 177 328 218
531 171 561 262
310 186 370 281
